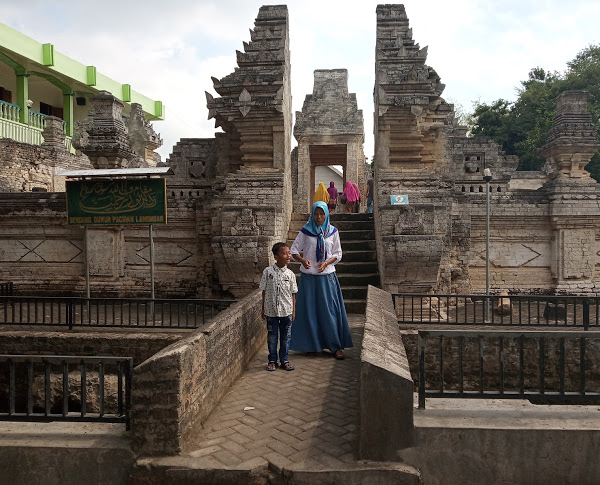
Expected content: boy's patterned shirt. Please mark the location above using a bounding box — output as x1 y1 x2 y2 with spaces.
259 264 298 317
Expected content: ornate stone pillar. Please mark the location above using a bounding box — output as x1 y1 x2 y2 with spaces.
373 5 454 293
79 91 137 169
541 91 600 294
207 6 293 297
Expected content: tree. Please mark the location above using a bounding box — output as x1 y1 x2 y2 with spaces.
468 46 600 178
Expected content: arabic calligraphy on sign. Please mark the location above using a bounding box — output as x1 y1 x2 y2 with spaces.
79 180 157 214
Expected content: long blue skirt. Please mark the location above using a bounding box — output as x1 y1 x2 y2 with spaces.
290 272 353 353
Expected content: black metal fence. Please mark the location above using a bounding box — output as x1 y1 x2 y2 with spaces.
0 282 12 296
0 296 236 329
417 329 600 409
0 355 132 429
393 293 600 329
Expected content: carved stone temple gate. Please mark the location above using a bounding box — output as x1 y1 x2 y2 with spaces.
292 69 365 213
372 4 600 296
3 4 600 300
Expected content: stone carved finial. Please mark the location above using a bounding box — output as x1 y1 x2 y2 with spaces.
79 91 137 169
126 103 163 167
41 116 68 151
540 90 600 180
206 5 290 170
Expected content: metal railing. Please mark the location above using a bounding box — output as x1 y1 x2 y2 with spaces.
393 293 600 329
0 283 13 297
417 330 600 409
0 296 236 329
0 355 132 429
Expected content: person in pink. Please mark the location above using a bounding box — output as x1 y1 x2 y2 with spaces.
341 181 359 213
326 181 338 214
352 183 361 213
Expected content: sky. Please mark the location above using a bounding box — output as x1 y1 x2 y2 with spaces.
2 0 599 162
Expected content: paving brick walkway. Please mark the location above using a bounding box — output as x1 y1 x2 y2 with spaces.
185 314 364 470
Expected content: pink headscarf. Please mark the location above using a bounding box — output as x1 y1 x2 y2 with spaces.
342 181 359 202
352 183 361 200
327 181 338 199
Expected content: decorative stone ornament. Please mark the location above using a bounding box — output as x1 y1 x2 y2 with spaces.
80 91 137 169
540 90 600 180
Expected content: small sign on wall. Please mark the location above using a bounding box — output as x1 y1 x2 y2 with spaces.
390 194 409 205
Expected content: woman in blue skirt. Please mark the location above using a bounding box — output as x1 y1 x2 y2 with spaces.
290 201 353 359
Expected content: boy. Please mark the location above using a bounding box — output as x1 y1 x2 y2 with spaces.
259 242 298 371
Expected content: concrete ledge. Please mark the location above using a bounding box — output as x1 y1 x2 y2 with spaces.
131 290 264 456
0 421 134 485
129 456 422 485
359 285 414 461
400 420 600 485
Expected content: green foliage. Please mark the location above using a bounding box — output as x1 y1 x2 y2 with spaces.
469 45 600 178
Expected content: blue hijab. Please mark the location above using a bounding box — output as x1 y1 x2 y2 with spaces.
300 201 338 262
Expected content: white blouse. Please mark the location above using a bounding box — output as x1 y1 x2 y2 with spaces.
291 230 343 275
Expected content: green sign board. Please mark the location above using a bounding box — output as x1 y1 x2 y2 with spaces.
66 179 167 225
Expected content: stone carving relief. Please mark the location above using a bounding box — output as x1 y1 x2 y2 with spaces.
231 208 259 236
0 239 82 262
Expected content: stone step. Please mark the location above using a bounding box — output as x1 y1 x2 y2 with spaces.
337 273 381 286
339 240 377 251
331 213 374 222
288 220 375 232
287 229 375 241
286 240 377 253
341 286 368 299
344 299 366 314
341 250 377 262
289 261 378 274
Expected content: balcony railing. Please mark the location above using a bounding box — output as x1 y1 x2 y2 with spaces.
0 100 73 153
0 100 20 122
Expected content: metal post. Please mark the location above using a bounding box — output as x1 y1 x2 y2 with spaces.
483 169 493 322
84 226 90 299
149 225 155 300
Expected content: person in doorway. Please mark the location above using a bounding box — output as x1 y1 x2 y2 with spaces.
341 181 359 213
366 177 374 213
326 181 338 214
313 182 330 205
260 242 298 371
352 183 361 213
290 202 353 360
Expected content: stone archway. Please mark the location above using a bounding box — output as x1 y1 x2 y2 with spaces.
293 70 365 213
309 144 347 202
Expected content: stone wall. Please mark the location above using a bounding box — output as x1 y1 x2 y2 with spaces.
360 285 414 461
0 137 91 193
0 331 181 367
0 192 224 298
131 290 264 456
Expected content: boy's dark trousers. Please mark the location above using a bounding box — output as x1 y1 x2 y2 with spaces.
266 315 292 364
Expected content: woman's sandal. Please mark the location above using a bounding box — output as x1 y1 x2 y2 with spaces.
281 361 295 371
266 362 277 371
334 350 345 360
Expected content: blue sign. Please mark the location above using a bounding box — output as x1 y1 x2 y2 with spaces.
390 194 409 205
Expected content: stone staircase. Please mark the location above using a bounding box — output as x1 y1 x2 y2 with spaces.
286 212 380 314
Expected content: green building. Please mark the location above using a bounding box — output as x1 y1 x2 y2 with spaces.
0 22 164 151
